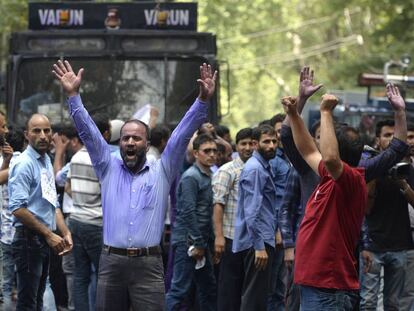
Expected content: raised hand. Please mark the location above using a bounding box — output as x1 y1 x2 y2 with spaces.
281 96 298 116
299 66 323 99
386 83 405 111
197 63 218 102
320 94 338 112
52 60 84 97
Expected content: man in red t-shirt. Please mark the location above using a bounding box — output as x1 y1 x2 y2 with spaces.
281 94 367 310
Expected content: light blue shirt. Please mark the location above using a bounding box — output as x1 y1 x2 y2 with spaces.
233 151 277 252
8 146 57 230
68 94 207 248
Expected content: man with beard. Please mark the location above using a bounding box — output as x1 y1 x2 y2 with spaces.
232 124 278 311
8 114 73 311
52 60 217 311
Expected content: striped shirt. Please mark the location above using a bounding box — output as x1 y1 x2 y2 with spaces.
212 156 244 240
68 147 102 226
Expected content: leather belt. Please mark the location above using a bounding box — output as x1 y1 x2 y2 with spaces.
103 245 161 257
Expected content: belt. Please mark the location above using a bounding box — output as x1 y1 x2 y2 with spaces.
103 245 161 257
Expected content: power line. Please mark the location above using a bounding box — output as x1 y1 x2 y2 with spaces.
218 8 362 44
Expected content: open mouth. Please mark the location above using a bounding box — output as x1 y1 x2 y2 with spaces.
126 150 136 158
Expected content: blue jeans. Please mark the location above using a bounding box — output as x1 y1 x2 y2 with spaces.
68 218 102 311
299 285 358 311
267 246 286 311
359 250 407 310
166 242 216 311
1 242 15 308
12 227 50 311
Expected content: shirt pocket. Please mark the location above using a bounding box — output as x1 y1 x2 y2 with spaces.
141 184 155 210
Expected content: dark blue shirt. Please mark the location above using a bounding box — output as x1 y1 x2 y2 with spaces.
270 148 291 218
233 151 277 252
172 163 213 249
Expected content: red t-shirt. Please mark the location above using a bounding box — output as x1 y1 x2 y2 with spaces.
294 161 367 290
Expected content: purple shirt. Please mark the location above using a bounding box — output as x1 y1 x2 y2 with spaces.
67 95 208 248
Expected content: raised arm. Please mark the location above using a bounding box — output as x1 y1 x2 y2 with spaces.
282 96 321 175
161 64 217 182
319 94 343 180
360 83 408 182
283 66 323 127
52 60 111 180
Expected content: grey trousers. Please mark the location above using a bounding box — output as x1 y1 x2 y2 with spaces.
96 250 165 311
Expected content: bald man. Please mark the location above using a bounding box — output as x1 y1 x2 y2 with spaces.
8 114 72 311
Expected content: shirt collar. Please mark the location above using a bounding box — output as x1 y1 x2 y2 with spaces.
194 162 212 177
27 145 43 160
119 156 150 175
253 150 270 170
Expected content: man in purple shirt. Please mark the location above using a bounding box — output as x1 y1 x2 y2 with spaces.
53 60 217 311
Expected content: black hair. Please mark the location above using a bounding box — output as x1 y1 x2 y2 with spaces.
269 113 286 127
252 124 276 141
258 119 272 127
310 120 321 138
193 133 216 151
6 127 25 152
336 126 363 167
375 119 394 137
120 119 150 141
92 113 110 136
61 125 79 140
215 124 230 138
235 128 253 144
150 124 170 148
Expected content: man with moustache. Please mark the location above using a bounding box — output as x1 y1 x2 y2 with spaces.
232 124 278 311
166 134 218 310
8 113 72 311
52 60 217 311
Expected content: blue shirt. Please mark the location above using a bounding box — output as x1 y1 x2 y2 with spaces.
270 148 291 217
8 146 57 230
233 151 277 252
172 163 213 248
68 95 207 248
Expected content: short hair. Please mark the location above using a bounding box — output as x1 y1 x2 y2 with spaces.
375 119 394 137
120 120 150 141
310 120 321 138
6 127 25 152
215 124 230 138
61 125 79 140
407 123 414 132
193 133 216 151
92 113 110 136
252 124 276 141
235 128 253 144
258 119 271 127
269 113 286 127
336 126 363 167
150 124 170 148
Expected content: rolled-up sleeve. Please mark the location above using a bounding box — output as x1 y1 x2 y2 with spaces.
212 169 231 206
8 161 31 213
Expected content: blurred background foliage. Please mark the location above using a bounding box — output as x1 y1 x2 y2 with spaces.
1 0 413 132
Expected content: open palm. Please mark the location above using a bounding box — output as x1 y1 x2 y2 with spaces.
198 63 217 102
299 66 323 99
386 83 405 111
52 60 83 97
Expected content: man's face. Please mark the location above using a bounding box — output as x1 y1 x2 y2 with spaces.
407 130 414 156
236 137 254 162
0 114 9 140
194 141 217 168
25 115 52 155
257 133 277 160
313 126 321 150
275 122 282 147
376 125 394 151
119 122 149 170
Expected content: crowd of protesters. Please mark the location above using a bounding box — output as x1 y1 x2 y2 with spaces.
0 60 412 311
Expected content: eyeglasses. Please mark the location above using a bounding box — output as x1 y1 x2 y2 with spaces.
199 148 218 154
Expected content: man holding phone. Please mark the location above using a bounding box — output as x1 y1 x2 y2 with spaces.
8 113 72 311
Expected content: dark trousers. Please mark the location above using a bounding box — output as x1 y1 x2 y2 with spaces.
285 265 300 311
217 238 244 311
12 227 50 311
240 244 275 311
96 249 165 311
69 218 103 311
166 242 217 311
